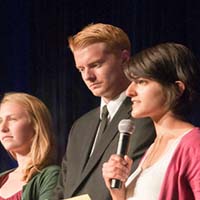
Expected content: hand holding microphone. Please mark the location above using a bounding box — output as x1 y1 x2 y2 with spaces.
110 119 135 189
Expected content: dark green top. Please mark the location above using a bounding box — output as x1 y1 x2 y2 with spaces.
0 165 60 200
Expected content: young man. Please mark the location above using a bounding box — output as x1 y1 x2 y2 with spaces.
53 23 156 200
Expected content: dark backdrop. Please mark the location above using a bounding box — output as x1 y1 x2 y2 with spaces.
1 0 200 171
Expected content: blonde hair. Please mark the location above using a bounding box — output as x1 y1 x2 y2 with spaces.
0 92 56 182
68 23 131 54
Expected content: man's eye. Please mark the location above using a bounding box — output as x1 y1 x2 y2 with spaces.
94 63 100 67
92 63 102 68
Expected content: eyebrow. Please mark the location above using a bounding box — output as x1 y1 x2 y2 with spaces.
77 58 105 68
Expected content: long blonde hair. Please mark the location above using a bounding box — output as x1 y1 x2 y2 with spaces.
0 92 56 182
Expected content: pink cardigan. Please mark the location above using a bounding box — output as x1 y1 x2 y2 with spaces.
158 127 200 200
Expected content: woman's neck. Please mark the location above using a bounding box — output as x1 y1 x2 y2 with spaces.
153 113 194 137
15 154 30 171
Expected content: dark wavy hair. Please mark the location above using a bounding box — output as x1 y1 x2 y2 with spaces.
124 42 200 119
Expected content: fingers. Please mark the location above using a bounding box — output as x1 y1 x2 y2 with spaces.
102 154 132 184
102 154 131 199
124 155 133 171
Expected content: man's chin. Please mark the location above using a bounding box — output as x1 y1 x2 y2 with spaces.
89 89 102 97
91 92 101 97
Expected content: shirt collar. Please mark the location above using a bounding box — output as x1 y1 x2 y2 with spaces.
100 91 127 120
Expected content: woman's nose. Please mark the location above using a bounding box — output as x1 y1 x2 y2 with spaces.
126 82 136 97
0 120 9 132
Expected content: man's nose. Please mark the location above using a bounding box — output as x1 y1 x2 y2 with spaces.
84 68 95 80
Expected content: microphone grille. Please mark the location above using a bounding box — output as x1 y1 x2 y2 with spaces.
118 119 135 134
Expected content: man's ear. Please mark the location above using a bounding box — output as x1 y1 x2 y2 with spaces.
121 49 130 64
175 81 185 94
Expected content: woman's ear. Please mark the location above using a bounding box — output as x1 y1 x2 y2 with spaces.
175 81 185 94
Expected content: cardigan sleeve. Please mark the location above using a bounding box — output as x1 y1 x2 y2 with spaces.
159 128 200 200
38 166 60 200
186 145 200 199
22 165 60 200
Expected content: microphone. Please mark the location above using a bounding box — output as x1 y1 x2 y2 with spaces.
110 119 135 189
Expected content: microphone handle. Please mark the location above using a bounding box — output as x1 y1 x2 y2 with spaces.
110 133 130 189
110 179 122 189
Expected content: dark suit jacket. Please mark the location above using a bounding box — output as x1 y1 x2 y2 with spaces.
53 97 156 200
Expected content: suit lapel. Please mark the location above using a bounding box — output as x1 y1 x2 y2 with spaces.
82 98 132 175
79 109 100 173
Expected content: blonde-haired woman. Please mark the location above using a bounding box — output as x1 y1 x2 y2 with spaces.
0 92 60 200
